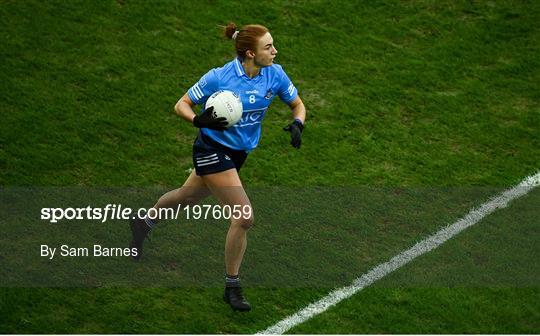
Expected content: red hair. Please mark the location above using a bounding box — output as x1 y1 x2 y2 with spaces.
224 22 269 60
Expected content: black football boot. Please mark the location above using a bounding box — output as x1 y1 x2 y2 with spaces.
129 217 151 261
224 285 252 312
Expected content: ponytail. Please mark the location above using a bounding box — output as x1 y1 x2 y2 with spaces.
222 22 269 60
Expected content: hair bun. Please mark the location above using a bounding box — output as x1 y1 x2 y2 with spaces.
224 22 237 40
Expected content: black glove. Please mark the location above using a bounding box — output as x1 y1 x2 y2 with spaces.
193 106 228 131
283 119 304 149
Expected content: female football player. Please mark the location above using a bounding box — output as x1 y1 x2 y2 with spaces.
130 22 306 311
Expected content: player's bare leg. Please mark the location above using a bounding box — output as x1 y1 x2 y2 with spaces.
201 168 253 311
153 170 211 210
129 170 211 260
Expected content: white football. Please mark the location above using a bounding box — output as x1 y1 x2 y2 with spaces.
205 90 243 127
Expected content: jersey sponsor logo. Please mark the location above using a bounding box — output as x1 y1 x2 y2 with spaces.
234 110 264 127
245 90 259 94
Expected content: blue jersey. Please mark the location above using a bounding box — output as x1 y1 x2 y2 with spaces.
187 58 298 152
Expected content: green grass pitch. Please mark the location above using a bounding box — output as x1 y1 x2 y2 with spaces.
1 0 539 333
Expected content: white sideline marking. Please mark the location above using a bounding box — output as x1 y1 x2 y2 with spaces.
258 172 540 335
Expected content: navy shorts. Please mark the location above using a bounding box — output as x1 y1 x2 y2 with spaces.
192 132 248 176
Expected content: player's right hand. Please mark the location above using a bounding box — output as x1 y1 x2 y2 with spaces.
192 106 228 131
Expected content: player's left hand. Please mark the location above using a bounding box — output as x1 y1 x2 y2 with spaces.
283 119 304 149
